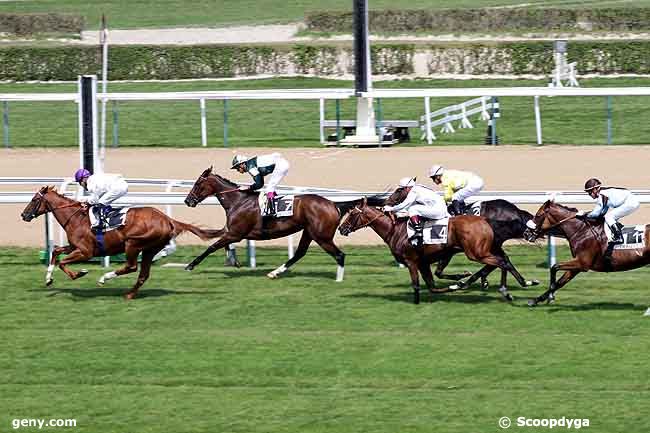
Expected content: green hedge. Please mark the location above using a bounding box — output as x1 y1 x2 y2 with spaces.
306 8 650 33
0 13 84 36
2 41 650 81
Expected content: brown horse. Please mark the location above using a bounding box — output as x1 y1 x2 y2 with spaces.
21 186 222 299
524 200 650 306
338 199 537 304
183 167 376 281
385 186 539 290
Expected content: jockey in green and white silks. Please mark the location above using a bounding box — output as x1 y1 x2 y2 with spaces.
382 177 448 246
577 178 640 245
231 152 290 217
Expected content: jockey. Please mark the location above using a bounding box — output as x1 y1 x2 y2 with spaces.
429 165 484 216
382 177 448 246
74 169 128 232
231 152 290 217
577 178 640 245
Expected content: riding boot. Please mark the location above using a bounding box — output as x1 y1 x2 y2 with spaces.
448 200 463 216
609 222 623 244
409 216 423 247
266 193 276 218
92 206 105 234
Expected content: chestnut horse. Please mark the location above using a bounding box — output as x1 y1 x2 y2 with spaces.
21 186 223 299
183 167 379 281
524 200 650 306
385 187 538 289
338 199 538 304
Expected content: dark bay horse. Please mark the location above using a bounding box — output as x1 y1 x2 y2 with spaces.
384 187 538 289
21 186 222 299
183 167 376 281
338 199 537 304
524 200 650 306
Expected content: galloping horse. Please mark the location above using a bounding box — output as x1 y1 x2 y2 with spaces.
21 186 222 299
338 198 538 304
183 167 378 281
384 187 538 289
524 200 650 306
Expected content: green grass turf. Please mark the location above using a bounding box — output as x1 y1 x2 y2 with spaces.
1 244 649 432
0 0 640 30
2 77 650 148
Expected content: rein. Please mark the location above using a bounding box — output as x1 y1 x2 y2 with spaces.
37 192 87 229
349 208 389 232
544 213 578 232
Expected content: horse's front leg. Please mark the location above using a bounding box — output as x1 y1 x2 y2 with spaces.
528 259 583 306
185 235 241 271
405 260 421 305
434 252 472 281
45 245 74 286
58 249 93 280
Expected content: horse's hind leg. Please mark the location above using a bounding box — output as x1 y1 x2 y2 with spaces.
125 246 163 300
98 243 139 286
268 231 312 279
434 252 472 281
313 237 346 282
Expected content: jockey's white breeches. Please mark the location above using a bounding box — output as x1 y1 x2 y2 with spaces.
452 176 484 202
263 158 290 195
604 196 640 226
408 202 448 220
96 179 128 206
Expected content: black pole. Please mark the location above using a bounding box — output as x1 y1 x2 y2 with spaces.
81 76 95 173
353 0 369 94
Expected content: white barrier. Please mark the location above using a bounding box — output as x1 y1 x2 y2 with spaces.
552 61 579 88
420 96 493 144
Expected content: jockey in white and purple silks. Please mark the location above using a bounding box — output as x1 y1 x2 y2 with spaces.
74 168 128 231
231 152 290 217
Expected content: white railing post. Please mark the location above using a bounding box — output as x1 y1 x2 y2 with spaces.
200 98 207 147
424 97 432 144
319 98 325 144
534 95 543 145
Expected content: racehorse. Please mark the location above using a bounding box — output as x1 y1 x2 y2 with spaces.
183 167 380 281
21 186 223 299
384 187 539 289
338 198 538 304
524 200 650 306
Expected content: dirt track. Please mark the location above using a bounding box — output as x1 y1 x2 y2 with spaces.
3 145 650 247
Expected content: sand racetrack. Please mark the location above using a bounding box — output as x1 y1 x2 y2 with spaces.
3 145 650 248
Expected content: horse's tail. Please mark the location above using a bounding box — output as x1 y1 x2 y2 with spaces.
171 219 225 241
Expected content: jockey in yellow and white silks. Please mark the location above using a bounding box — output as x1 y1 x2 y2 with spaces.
382 177 448 246
429 165 484 216
74 169 128 231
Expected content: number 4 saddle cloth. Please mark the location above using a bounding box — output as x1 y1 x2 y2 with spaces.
406 217 450 245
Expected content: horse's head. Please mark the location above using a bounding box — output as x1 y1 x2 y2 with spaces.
185 166 214 207
21 186 56 222
384 185 409 207
339 198 380 236
524 200 575 242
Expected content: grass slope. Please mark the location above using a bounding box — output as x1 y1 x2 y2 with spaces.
1 77 650 148
1 245 649 432
0 0 639 30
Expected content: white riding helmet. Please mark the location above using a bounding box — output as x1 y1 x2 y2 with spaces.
398 177 416 188
429 165 444 178
231 154 250 169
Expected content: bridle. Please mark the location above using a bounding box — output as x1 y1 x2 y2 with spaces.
527 210 577 240
27 190 86 228
344 206 388 233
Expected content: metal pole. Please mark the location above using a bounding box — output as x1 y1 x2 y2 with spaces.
335 99 341 144
319 98 325 144
99 14 109 166
606 95 613 145
288 234 294 259
112 100 119 147
200 98 207 147
247 240 256 268
547 235 556 268
223 99 229 147
376 97 383 147
534 95 542 145
3 101 8 148
490 96 498 145
425 97 432 144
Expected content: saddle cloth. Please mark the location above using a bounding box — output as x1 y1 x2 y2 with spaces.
89 207 129 232
466 201 481 216
613 225 646 250
406 217 450 245
262 195 294 218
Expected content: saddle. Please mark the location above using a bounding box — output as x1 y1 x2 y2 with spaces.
261 195 294 218
406 217 450 245
90 206 129 233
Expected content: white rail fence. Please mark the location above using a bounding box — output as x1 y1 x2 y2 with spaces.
5 177 650 270
420 96 494 144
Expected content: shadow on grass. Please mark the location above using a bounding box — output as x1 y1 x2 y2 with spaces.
29 287 223 299
345 291 502 305
540 302 644 313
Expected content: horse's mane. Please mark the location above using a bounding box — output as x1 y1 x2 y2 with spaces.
553 202 578 212
211 172 239 188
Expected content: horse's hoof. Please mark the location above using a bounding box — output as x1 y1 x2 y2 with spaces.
78 269 89 278
527 299 538 307
45 278 53 287
97 279 104 286
267 272 278 279
124 292 137 300
184 264 194 272
481 281 489 291
504 293 514 302
546 294 556 304
463 271 473 277
448 284 464 291
526 279 540 287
